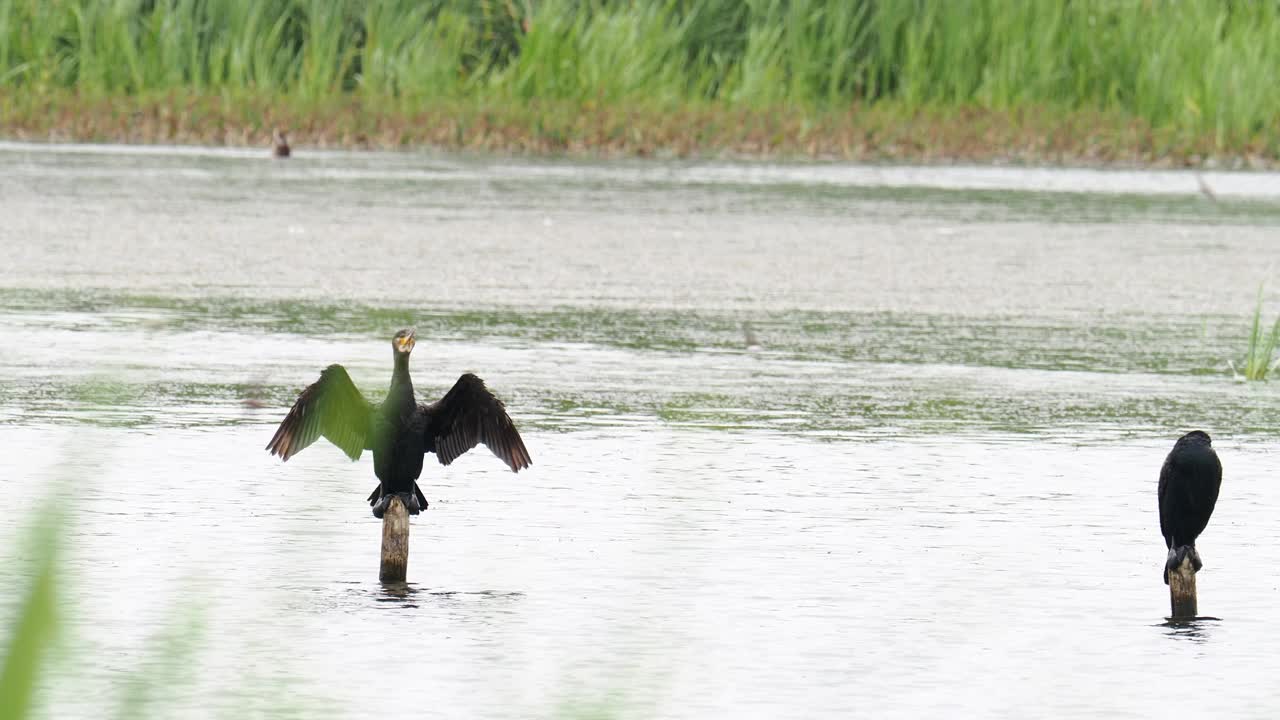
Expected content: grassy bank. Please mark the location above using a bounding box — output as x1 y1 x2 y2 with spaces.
3 0 1280 163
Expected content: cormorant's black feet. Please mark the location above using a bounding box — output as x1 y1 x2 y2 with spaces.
1164 545 1203 584
402 491 421 514
371 491 426 518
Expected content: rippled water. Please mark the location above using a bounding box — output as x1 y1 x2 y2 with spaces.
3 143 1280 718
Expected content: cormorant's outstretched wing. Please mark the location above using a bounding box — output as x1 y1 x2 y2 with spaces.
421 373 531 472
266 364 374 461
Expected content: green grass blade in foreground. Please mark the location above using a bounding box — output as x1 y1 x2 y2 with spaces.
0 516 61 720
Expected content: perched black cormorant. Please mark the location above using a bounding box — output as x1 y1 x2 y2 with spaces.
266 328 531 517
1158 430 1222 583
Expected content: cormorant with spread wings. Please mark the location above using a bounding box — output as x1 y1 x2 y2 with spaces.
266 328 531 517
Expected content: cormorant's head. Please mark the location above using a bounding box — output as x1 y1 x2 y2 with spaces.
393 327 416 355
1179 430 1212 446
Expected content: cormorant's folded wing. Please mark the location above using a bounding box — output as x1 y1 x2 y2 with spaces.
422 373 531 472
266 364 374 461
1157 457 1173 543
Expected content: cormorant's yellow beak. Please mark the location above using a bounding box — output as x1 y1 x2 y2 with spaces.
397 330 416 352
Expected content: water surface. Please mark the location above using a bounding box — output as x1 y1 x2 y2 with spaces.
2 144 1280 718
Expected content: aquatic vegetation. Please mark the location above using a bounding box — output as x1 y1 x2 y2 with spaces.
1238 288 1280 381
2 0 1280 161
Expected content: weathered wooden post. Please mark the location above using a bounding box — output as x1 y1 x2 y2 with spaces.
1168 554 1197 618
379 495 410 583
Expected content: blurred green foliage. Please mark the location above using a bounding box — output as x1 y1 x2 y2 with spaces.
0 517 60 720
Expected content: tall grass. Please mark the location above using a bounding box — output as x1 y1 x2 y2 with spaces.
3 0 1280 150
1241 287 1280 382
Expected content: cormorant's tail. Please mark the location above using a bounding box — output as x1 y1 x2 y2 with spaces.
366 482 429 515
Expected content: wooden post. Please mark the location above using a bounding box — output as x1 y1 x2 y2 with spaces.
1168 553 1197 618
379 495 410 583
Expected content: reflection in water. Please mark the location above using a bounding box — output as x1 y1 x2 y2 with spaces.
346 580 527 612
377 581 420 607
1159 616 1222 644
371 583 528 608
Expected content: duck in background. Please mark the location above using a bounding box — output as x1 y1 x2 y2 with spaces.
272 129 291 158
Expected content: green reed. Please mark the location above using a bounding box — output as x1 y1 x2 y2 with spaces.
1241 287 1280 381
2 0 1280 149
